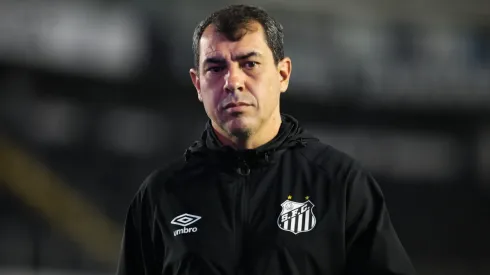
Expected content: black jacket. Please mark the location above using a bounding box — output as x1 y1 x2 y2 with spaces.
116 114 416 275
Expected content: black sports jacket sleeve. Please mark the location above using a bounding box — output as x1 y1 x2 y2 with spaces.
116 179 163 275
344 168 416 275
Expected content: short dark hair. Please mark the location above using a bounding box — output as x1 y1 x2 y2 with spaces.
192 4 285 71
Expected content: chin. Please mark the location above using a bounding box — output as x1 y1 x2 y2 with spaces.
228 127 252 139
224 116 255 137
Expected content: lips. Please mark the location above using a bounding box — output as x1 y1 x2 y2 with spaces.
223 102 251 109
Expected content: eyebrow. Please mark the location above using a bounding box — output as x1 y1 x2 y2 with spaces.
234 51 262 61
203 51 262 66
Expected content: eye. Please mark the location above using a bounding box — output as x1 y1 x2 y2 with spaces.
242 61 258 69
207 66 225 73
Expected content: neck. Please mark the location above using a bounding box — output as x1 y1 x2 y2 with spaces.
213 113 282 150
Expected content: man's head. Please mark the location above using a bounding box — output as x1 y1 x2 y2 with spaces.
189 5 292 144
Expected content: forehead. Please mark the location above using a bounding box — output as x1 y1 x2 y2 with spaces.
199 22 271 59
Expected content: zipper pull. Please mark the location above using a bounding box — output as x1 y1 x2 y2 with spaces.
236 158 250 176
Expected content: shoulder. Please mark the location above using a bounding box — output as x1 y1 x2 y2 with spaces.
295 139 365 178
296 139 383 210
129 157 188 209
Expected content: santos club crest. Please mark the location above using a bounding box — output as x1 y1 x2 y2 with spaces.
277 198 316 235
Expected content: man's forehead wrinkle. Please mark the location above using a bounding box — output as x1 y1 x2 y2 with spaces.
204 48 263 60
204 48 222 58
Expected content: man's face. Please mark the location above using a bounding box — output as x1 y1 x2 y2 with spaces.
190 22 291 138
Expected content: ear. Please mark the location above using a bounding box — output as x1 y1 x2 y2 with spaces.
189 68 202 102
277 57 292 93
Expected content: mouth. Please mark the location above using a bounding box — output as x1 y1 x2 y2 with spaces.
223 102 252 109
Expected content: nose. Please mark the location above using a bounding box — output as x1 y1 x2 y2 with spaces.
224 65 244 93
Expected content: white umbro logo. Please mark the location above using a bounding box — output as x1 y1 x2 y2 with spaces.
171 213 201 236
171 213 201 226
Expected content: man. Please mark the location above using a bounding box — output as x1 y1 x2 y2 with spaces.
116 4 416 275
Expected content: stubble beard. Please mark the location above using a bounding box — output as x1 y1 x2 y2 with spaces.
223 113 255 140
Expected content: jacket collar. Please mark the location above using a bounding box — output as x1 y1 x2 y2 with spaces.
184 114 318 165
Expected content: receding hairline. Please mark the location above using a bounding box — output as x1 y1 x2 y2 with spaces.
192 5 285 71
197 21 271 67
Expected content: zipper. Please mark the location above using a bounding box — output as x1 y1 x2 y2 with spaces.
237 157 250 222
235 157 250 272
239 158 249 223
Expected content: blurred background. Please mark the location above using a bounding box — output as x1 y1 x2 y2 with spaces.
0 0 489 274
